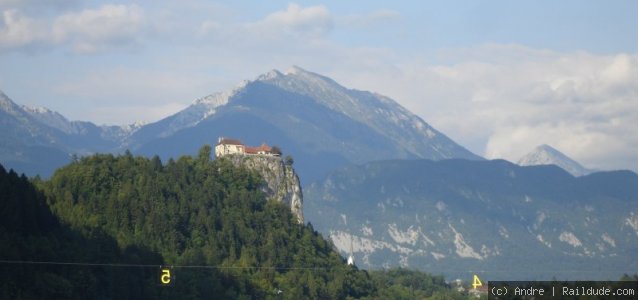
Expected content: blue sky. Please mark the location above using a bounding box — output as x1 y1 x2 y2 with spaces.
1 0 637 171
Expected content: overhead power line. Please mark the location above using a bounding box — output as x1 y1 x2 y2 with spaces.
0 259 336 271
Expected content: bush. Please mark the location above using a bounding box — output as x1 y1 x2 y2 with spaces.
285 155 294 165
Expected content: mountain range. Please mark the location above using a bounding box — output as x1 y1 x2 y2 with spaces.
0 91 137 176
0 66 479 182
304 158 638 280
2 66 635 282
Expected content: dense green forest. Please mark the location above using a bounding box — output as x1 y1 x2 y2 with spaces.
0 146 464 299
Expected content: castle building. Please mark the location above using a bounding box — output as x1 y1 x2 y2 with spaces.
215 137 245 157
215 137 279 158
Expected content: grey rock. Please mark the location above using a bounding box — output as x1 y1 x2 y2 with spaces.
225 154 304 223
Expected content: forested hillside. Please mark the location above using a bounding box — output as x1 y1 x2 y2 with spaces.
0 147 462 299
0 164 159 299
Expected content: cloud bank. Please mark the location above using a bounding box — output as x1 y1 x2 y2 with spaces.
1 3 146 53
340 46 638 171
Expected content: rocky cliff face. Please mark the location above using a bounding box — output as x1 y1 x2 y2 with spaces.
225 154 304 223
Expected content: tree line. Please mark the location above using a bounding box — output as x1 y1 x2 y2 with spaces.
1 145 465 299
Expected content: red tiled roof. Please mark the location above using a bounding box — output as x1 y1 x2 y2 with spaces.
245 143 272 154
256 143 272 152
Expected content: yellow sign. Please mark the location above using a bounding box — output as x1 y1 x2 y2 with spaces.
160 267 173 286
472 274 483 289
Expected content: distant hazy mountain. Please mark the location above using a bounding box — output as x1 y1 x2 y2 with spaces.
0 90 140 177
518 144 592 176
304 158 638 280
0 91 72 176
128 66 482 182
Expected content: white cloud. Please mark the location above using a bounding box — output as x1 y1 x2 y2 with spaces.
334 46 638 171
0 0 78 9
203 3 334 43
52 4 146 53
198 20 220 36
460 51 637 171
256 3 333 37
0 9 45 50
340 9 400 29
0 4 147 54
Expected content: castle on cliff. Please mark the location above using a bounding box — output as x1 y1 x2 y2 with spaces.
214 137 280 158
215 136 302 224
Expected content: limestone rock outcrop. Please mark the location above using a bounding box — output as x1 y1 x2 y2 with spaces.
225 155 303 223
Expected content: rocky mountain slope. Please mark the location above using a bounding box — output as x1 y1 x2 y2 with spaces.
129 66 481 183
518 144 592 176
304 158 638 280
1 67 482 181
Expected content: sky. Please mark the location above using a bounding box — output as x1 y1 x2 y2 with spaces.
1 0 637 172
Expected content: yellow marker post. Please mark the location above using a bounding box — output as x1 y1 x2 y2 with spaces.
472 274 483 289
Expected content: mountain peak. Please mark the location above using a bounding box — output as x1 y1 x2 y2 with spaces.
257 66 325 82
284 65 310 75
194 80 248 106
257 69 284 81
282 65 337 84
518 144 591 176
536 144 557 152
